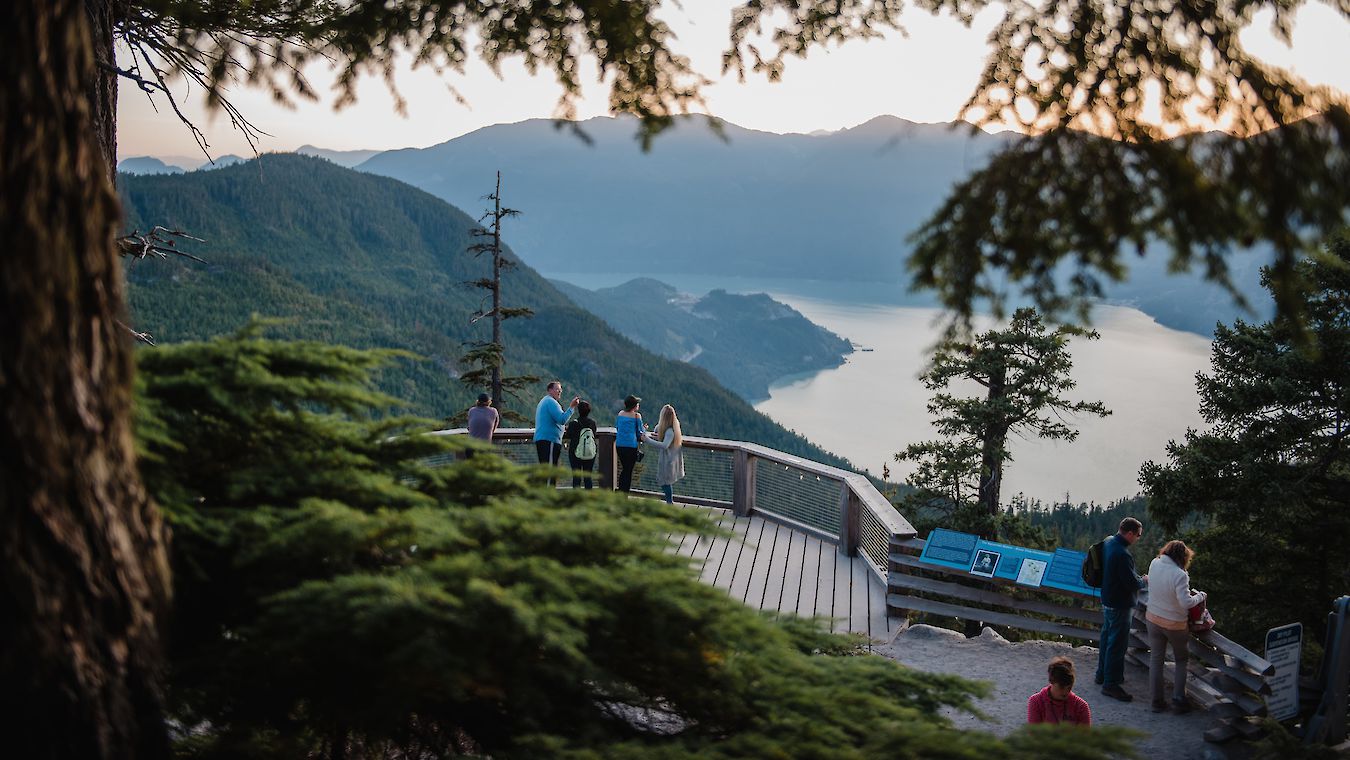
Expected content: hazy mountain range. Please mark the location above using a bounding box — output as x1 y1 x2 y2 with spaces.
125 113 1275 335
355 114 1273 335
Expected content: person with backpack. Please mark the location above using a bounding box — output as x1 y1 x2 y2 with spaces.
643 404 685 503
564 400 599 490
1145 540 1206 713
1093 517 1148 702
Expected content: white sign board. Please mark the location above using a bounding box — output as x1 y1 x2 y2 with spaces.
1265 623 1303 722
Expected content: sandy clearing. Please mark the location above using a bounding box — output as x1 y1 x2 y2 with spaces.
877 624 1250 760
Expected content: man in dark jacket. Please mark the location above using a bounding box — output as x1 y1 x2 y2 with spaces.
1095 517 1148 701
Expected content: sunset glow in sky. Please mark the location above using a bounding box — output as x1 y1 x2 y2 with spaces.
115 2 1350 161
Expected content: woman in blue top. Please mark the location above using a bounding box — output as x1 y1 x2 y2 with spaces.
614 394 649 493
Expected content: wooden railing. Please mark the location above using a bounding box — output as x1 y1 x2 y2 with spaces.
428 427 916 582
889 536 1276 742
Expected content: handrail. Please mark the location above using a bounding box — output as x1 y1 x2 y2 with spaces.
428 427 916 583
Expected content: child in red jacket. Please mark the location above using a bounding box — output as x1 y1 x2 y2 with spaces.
1027 656 1093 726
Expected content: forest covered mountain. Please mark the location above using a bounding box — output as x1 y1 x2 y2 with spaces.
550 277 852 402
358 114 1274 335
118 153 862 472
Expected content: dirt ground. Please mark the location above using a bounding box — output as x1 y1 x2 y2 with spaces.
876 624 1251 760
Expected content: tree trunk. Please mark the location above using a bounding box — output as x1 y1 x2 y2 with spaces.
0 1 171 757
490 172 503 409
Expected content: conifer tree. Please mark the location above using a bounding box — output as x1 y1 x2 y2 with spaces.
458 171 537 422
136 324 1135 759
1140 233 1350 648
897 308 1110 539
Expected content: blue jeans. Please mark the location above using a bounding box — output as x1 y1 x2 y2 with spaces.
1096 605 1131 687
661 484 673 503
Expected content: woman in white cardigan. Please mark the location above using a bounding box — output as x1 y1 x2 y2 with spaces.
1145 540 1206 714
645 404 685 503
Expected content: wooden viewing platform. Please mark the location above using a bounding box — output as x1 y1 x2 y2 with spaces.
431 427 914 639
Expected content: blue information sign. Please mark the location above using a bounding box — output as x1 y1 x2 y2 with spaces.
919 529 1100 597
919 528 980 571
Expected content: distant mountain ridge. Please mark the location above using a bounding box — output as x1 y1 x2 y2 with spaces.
358 114 1273 335
551 277 852 402
296 144 383 167
119 153 865 474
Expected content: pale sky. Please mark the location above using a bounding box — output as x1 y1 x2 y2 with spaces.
116 2 1350 161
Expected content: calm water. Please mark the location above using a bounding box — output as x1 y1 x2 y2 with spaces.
546 272 1214 505
754 296 1213 505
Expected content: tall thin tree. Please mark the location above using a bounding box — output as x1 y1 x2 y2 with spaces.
459 172 537 421
897 308 1110 539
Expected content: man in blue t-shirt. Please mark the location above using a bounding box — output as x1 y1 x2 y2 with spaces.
1095 516 1148 701
534 381 577 482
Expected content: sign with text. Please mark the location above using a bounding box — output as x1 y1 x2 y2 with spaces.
1043 548 1100 597
919 530 1098 596
919 529 980 571
1265 623 1303 722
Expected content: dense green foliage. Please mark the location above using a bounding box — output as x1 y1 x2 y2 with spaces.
119 154 858 472
137 327 1133 758
896 309 1110 539
1140 235 1350 649
552 277 852 401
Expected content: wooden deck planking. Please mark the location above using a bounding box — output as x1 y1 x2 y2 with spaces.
849 554 872 636
866 566 892 640
830 547 852 632
659 502 901 636
727 517 767 603
737 518 775 606
753 522 787 611
774 529 806 618
701 512 743 588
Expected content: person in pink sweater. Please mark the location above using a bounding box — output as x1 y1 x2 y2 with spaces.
1027 656 1093 726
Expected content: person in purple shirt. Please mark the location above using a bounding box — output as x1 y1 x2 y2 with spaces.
534 381 578 483
467 393 499 440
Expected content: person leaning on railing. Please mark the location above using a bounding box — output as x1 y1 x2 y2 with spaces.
1145 540 1206 714
643 404 685 504
614 394 649 493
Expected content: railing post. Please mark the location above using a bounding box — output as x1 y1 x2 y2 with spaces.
838 482 859 556
597 430 617 490
733 449 756 517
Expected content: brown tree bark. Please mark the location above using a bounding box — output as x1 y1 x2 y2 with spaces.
1 0 171 757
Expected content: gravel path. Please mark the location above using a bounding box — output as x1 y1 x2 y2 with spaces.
877 624 1250 760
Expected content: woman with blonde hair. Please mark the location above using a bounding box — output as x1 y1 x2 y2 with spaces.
1145 539 1206 714
645 404 685 503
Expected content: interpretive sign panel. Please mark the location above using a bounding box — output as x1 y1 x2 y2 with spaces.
1265 623 1303 722
1043 548 1100 597
920 528 980 571
919 531 1100 597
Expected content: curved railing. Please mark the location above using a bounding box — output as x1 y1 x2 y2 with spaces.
428 427 916 582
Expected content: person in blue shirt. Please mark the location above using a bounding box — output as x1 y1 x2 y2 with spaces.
614 394 650 493
1095 516 1148 701
535 380 578 484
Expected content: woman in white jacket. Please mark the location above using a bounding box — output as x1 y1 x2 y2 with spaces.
1145 540 1206 713
645 404 685 503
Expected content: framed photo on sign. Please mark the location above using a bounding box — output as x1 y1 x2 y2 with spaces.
970 549 1000 578
1015 558 1048 587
